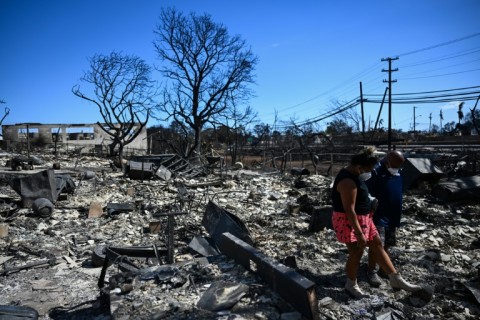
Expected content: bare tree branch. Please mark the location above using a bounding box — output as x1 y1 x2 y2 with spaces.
153 7 257 158
72 51 156 171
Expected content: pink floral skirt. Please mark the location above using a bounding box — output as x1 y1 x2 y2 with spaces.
332 211 378 243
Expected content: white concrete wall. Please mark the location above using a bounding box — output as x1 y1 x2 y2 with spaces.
2 123 147 151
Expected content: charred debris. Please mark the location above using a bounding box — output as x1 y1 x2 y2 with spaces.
0 146 480 320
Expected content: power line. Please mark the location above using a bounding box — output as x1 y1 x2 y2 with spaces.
366 96 480 104
399 47 480 69
364 85 480 96
268 84 479 131
274 98 360 130
394 32 480 57
400 68 480 80
273 61 382 113
399 57 480 77
382 90 480 101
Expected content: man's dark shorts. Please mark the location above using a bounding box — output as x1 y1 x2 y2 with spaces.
376 226 397 247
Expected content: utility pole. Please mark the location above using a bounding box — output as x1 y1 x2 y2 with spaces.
382 57 398 151
440 109 443 134
360 82 365 143
429 112 432 134
26 124 30 159
413 106 417 135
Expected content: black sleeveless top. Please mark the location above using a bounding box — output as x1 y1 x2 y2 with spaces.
331 168 371 215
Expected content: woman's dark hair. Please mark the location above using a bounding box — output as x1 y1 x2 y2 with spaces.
350 146 378 167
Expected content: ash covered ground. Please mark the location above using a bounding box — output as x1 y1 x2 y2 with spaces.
0 152 479 320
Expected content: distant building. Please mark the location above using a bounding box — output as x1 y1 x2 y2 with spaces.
1 122 147 153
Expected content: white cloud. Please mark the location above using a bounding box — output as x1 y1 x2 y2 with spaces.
440 101 460 110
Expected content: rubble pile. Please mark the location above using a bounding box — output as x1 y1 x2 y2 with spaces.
0 152 479 319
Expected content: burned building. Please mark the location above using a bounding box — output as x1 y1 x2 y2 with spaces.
1 123 148 154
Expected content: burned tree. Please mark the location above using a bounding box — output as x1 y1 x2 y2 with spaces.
215 102 258 165
327 99 362 133
326 119 353 136
290 122 333 175
469 95 480 135
253 123 271 148
72 51 156 172
0 99 10 128
153 7 257 158
148 121 194 156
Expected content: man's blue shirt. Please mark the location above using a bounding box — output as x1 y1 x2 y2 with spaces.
365 160 403 228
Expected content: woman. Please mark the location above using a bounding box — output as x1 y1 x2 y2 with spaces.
331 147 421 298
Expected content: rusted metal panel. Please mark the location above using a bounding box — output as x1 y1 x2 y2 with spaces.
9 169 57 207
202 201 254 247
188 235 220 257
218 232 319 320
403 158 445 190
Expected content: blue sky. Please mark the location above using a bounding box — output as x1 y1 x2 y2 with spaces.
1 0 479 133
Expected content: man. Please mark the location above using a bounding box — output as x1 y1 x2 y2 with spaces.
365 150 405 287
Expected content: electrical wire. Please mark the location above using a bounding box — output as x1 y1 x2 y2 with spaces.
398 47 480 69
364 85 480 96
272 61 382 113
274 98 360 130
394 32 480 57
400 57 480 76
400 68 480 80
